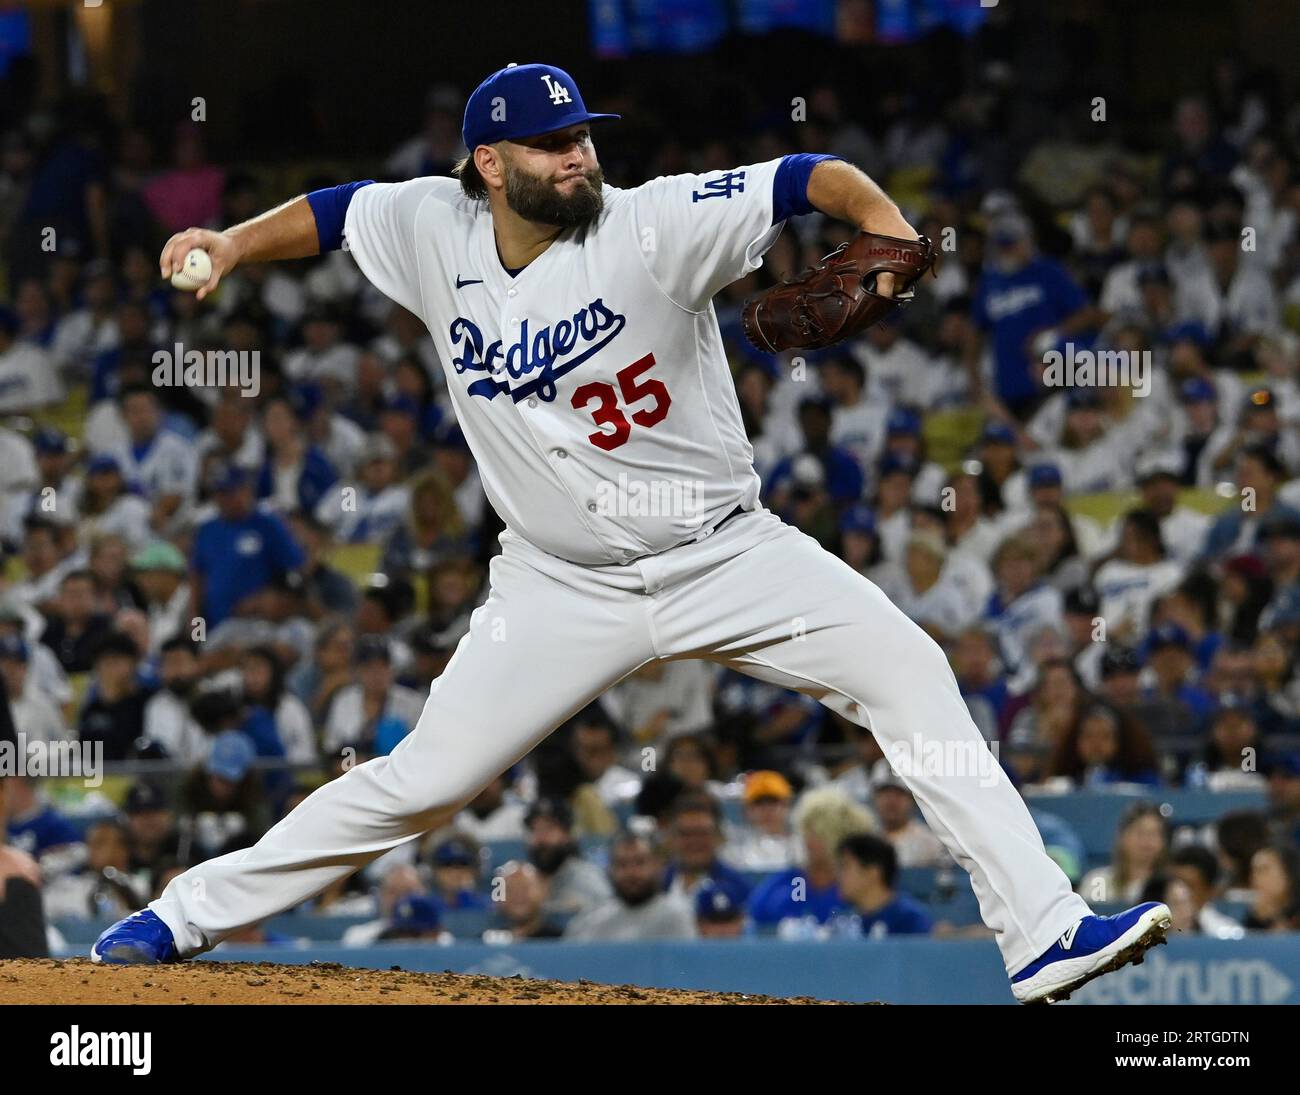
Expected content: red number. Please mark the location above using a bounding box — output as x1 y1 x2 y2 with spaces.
618 352 671 427
571 381 630 451
571 353 672 451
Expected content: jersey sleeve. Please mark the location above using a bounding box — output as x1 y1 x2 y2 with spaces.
631 160 785 312
342 179 443 320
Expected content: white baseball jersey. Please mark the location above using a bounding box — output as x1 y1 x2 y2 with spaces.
343 162 785 564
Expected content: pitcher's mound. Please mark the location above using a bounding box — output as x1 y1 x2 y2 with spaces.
0 959 847 1005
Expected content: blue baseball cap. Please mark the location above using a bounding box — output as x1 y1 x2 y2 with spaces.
86 454 122 476
1028 463 1063 489
389 894 442 934
886 407 922 437
695 880 746 924
1178 377 1216 404
205 730 256 783
878 452 919 478
980 421 1016 445
382 395 420 419
462 63 620 151
33 427 71 455
432 837 478 868
1145 623 1191 653
212 463 250 492
840 504 877 535
0 634 28 661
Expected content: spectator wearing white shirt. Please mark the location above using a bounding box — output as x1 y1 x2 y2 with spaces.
943 470 1005 566
850 308 933 409
1176 218 1280 351
1094 508 1186 646
820 354 888 477
873 529 982 643
723 769 803 872
1119 451 1211 564
314 434 410 545
142 637 209 766
1045 389 1134 495
984 535 1065 679
602 658 715 751
194 392 266 482
0 635 69 744
49 263 119 379
0 307 62 413
77 455 151 553
283 303 361 400
567 705 640 807
1202 385 1300 484
1169 374 1235 486
735 359 801 482
321 636 425 756
128 540 190 653
869 761 950 869
108 384 198 530
1099 212 1167 316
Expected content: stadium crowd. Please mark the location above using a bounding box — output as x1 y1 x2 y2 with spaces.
2 42 1300 957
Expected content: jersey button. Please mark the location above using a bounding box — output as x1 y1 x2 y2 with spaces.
527 397 538 408
586 502 597 513
509 317 519 326
507 288 517 297
555 449 567 459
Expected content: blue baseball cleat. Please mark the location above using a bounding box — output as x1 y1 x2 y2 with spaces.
90 909 179 965
1010 902 1172 1004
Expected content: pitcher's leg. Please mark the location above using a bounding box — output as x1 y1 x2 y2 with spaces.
658 523 1089 973
151 547 653 956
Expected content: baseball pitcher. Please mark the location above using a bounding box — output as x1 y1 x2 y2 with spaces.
93 63 1169 1003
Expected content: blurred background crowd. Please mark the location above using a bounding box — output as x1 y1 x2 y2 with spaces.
1 1 1299 959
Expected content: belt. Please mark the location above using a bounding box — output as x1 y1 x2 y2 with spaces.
686 503 747 545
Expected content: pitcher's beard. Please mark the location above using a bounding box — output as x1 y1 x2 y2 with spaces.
504 161 605 228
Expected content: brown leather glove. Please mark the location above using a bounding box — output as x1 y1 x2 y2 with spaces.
742 231 936 353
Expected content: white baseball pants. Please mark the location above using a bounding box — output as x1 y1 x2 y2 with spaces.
152 508 1089 973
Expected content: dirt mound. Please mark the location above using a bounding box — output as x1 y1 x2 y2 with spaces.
0 959 844 1005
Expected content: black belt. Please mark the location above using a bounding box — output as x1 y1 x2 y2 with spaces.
687 503 747 545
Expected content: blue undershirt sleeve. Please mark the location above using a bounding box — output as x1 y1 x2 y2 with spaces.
771 154 842 224
306 180 376 252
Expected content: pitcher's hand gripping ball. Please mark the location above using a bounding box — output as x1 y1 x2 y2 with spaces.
742 231 936 352
170 249 214 292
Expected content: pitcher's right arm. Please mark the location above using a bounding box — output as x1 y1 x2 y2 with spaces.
159 181 374 300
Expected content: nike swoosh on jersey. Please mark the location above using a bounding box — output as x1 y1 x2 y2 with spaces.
455 275 484 288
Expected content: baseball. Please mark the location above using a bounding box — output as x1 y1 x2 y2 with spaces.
170 248 213 292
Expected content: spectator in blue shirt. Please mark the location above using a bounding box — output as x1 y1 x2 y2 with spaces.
428 835 488 911
1044 703 1162 789
768 395 866 508
970 211 1098 419
662 793 752 904
1202 447 1300 562
2 775 83 873
835 833 934 937
191 464 305 630
694 878 749 938
1139 624 1215 731
748 786 873 928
